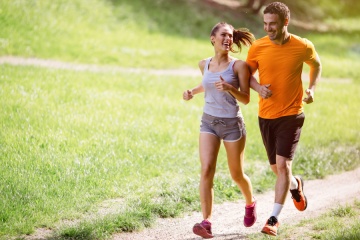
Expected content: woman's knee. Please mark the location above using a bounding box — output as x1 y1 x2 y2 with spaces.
230 171 246 183
201 164 216 179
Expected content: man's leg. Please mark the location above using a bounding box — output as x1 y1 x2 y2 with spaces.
261 155 291 236
274 155 292 204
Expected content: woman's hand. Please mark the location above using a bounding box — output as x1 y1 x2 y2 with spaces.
215 76 232 92
183 90 193 101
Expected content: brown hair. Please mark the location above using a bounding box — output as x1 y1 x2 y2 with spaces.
210 22 255 53
263 2 290 24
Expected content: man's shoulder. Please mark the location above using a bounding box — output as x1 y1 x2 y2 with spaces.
290 34 314 47
250 36 270 50
253 36 269 45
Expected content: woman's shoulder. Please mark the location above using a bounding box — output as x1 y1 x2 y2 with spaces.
198 57 211 70
233 59 247 68
198 58 207 73
232 59 249 75
198 57 209 64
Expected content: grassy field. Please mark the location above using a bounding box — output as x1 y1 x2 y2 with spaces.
248 199 360 239
1 0 360 239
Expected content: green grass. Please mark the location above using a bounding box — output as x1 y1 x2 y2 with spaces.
1 63 359 239
304 31 360 81
248 199 360 240
0 65 205 238
0 0 226 68
1 0 360 239
293 77 360 179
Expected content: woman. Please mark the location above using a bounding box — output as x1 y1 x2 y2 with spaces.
183 22 256 238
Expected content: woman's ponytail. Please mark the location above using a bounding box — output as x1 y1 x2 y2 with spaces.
231 28 255 53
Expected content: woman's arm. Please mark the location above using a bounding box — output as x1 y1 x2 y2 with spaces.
183 59 206 101
215 60 250 105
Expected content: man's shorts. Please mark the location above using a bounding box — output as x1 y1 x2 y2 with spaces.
259 113 305 165
200 112 246 142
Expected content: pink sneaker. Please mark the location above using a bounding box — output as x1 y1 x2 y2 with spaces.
193 219 213 238
244 199 257 227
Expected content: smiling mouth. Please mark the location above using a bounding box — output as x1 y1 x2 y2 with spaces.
267 32 276 38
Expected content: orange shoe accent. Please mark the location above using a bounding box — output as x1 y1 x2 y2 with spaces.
261 216 279 236
290 176 308 211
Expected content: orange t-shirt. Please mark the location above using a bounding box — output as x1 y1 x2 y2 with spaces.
246 34 318 119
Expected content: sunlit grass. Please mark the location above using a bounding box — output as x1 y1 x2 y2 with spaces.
0 0 218 68
248 199 360 240
294 78 360 178
304 32 360 81
324 17 360 32
1 63 359 238
1 0 360 238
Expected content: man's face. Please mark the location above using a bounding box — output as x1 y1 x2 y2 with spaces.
263 13 285 41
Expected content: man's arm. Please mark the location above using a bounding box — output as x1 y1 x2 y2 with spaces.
303 54 322 104
249 67 272 99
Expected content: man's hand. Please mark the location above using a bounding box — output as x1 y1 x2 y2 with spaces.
258 84 272 99
303 89 314 104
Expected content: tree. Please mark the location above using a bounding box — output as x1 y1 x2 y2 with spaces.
239 0 269 14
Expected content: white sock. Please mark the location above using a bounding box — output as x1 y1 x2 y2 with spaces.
270 203 283 219
290 176 298 190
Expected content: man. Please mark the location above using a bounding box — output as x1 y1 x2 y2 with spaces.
246 2 322 236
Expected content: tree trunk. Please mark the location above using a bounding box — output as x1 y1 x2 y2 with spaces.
239 0 268 14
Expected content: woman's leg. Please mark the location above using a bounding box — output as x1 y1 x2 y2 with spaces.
223 136 253 205
199 132 221 220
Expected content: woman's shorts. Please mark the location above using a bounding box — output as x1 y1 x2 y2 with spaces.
259 113 305 165
200 112 246 142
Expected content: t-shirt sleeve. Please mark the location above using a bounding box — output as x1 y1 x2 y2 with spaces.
246 45 258 74
304 38 318 66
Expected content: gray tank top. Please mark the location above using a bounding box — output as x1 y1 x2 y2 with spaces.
202 57 240 118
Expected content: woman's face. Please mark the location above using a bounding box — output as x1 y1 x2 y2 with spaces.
211 25 233 52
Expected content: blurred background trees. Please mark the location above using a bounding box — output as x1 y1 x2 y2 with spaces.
237 0 360 19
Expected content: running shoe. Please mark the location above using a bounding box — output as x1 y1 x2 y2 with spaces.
261 216 280 236
193 219 213 238
244 199 257 227
290 176 308 211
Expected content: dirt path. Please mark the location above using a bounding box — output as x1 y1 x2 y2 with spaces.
115 167 360 239
0 56 200 77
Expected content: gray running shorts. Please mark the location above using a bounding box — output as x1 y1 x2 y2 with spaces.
200 112 246 142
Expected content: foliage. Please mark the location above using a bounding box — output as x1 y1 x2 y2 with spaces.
237 0 360 19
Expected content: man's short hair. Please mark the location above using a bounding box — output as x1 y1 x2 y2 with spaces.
263 2 290 23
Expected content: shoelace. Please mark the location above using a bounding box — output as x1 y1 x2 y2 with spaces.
210 119 226 126
290 189 301 202
267 216 278 226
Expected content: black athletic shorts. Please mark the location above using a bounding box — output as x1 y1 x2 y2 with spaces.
258 113 305 165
